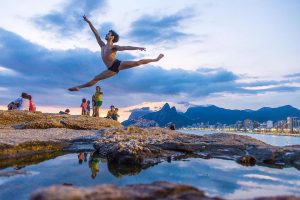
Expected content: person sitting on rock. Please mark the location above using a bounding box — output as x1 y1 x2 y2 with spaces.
106 105 115 119
28 95 36 112
111 108 120 121
59 109 70 115
169 123 176 130
13 92 30 111
7 102 18 110
68 15 164 91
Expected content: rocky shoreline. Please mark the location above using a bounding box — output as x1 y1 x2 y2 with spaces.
93 126 300 173
0 110 120 166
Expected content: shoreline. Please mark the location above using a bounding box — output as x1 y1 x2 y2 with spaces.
180 128 300 138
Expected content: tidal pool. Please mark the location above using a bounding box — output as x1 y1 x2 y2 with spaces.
1 151 300 200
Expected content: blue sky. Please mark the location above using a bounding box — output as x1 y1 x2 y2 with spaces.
0 0 300 110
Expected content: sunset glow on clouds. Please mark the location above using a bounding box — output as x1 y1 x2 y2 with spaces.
0 0 300 114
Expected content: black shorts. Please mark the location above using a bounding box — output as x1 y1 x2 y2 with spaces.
108 59 121 73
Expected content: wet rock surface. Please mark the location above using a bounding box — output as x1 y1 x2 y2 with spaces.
0 128 99 145
29 181 300 200
0 128 99 164
0 150 66 169
94 127 300 171
29 181 213 200
0 110 121 129
0 110 121 162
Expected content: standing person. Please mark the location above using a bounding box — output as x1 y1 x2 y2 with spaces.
81 98 87 115
68 15 164 91
92 95 96 117
94 86 103 117
28 95 36 112
86 100 91 116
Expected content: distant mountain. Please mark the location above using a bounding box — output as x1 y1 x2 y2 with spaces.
184 105 300 124
122 118 158 128
184 105 248 124
251 105 300 122
128 107 153 120
122 107 154 127
142 103 195 128
123 103 300 128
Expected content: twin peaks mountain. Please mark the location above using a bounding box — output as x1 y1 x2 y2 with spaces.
122 103 300 128
142 104 194 127
122 104 193 128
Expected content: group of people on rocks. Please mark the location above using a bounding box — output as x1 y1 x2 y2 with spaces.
79 85 119 121
79 85 102 117
7 86 120 121
80 85 102 117
105 105 119 121
7 92 36 112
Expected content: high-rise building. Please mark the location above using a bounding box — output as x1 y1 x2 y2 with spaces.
235 121 243 130
274 120 287 129
267 120 273 129
287 117 300 131
244 119 253 130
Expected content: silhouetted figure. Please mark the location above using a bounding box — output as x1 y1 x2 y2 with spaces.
170 123 176 130
59 109 70 115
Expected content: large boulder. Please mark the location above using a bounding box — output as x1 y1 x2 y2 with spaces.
0 110 121 129
29 181 300 200
29 181 213 200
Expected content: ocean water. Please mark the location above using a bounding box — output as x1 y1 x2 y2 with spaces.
179 129 300 146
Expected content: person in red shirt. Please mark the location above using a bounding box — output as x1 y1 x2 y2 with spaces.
81 98 88 115
28 95 36 112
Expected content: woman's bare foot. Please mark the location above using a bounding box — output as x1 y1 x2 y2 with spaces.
68 87 80 91
156 53 164 61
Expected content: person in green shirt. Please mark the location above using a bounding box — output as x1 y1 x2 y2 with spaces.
94 86 103 117
88 154 100 179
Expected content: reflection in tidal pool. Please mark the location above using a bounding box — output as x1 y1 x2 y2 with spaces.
0 152 300 200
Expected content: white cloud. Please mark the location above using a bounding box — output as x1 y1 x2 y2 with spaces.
0 66 20 76
0 87 8 92
190 91 300 110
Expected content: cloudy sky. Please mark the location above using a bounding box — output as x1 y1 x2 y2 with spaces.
0 0 300 113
